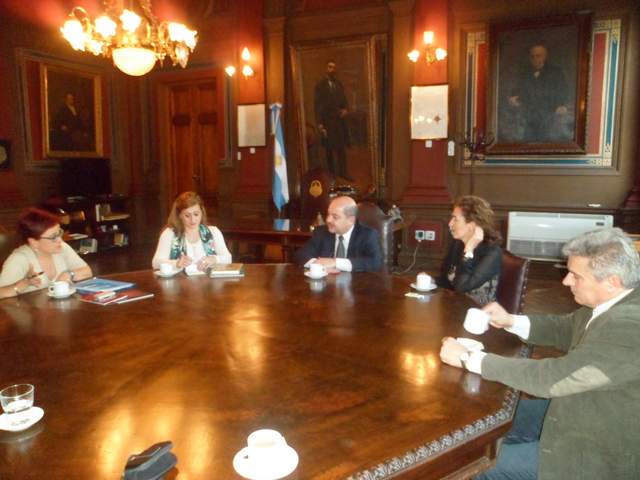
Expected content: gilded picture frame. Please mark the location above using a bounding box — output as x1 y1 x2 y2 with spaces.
290 35 384 193
487 14 591 155
41 64 103 158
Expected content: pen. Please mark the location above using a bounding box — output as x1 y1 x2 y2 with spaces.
27 271 43 279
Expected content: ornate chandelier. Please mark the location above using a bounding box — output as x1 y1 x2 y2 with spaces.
60 0 198 77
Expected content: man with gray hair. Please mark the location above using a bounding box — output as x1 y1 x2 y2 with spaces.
440 227 640 479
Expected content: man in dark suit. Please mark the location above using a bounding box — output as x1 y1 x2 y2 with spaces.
314 61 351 179
295 196 383 272
505 43 572 142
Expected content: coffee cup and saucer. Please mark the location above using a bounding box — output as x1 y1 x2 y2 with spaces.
233 429 299 480
0 384 45 433
47 281 76 299
410 272 436 292
305 263 328 280
154 262 182 278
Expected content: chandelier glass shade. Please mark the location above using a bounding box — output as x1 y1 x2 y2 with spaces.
60 1 198 76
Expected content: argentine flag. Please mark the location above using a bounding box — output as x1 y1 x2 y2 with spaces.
270 103 289 211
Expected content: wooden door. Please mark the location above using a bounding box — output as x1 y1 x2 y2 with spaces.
157 68 225 210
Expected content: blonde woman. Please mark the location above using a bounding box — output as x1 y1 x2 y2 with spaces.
152 191 231 271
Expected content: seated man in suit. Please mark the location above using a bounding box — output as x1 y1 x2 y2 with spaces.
295 196 383 272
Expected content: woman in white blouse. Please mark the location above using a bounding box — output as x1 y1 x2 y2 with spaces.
152 191 232 272
0 208 92 298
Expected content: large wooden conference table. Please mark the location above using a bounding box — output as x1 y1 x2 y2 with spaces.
0 265 526 479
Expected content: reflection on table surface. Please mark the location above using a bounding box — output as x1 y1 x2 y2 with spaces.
0 265 524 479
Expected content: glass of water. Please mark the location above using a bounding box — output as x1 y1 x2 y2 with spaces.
0 384 34 426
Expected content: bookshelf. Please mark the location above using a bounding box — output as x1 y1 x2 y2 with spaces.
44 194 131 253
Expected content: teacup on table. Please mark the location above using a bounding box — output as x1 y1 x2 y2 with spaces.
416 272 433 290
160 262 174 275
48 281 70 297
309 263 326 277
464 308 490 335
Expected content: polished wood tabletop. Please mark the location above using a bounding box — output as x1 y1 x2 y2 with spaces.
0 265 525 479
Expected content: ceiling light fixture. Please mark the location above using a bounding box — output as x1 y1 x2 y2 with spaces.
60 0 198 77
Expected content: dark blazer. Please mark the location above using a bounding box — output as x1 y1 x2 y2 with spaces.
295 222 383 272
436 239 502 305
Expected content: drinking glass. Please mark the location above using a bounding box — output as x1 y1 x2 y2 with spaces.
0 384 34 426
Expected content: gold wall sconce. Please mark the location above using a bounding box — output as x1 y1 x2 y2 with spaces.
225 47 255 78
408 31 447 64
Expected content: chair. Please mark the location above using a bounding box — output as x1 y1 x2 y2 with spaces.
300 167 335 220
496 250 531 314
0 227 18 265
356 201 397 269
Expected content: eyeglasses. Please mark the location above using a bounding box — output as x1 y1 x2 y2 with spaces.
40 229 64 241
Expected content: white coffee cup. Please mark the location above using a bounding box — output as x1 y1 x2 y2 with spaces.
245 429 287 464
48 281 70 297
416 272 433 290
464 308 490 335
160 262 174 275
309 263 326 277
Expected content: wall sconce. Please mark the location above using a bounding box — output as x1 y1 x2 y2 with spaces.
408 31 447 64
225 47 255 78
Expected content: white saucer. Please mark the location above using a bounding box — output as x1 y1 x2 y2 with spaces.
0 407 44 432
47 287 76 299
456 337 485 351
154 269 181 278
233 445 299 480
410 283 437 292
305 271 328 280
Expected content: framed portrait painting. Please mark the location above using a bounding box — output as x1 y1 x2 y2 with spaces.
487 14 591 155
290 36 384 193
41 64 103 158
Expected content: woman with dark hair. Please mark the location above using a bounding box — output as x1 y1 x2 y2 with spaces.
151 191 232 272
0 207 92 298
437 196 502 305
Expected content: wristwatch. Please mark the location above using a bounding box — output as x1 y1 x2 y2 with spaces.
460 351 471 369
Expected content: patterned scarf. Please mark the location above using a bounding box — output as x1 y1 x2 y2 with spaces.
169 224 216 259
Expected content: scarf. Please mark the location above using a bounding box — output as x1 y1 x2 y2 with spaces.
169 224 216 260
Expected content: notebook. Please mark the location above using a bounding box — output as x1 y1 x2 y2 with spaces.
79 291 129 306
209 263 245 278
74 278 135 294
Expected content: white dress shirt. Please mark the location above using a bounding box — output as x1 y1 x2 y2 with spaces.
305 224 355 272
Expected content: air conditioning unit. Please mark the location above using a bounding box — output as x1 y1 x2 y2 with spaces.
507 212 613 261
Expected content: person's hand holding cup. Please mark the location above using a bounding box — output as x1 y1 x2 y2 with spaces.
463 308 490 335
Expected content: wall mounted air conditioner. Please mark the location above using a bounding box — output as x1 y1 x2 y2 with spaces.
507 212 613 261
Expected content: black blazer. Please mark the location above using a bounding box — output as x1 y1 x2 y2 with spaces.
295 222 383 272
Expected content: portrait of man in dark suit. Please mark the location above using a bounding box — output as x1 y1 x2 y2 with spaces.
314 60 351 180
503 43 573 143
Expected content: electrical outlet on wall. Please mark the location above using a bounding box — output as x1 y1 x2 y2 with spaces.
414 230 425 241
424 230 436 241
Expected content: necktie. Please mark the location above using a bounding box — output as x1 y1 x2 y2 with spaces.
336 235 346 258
